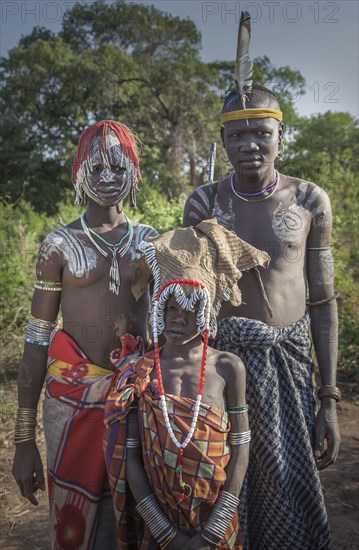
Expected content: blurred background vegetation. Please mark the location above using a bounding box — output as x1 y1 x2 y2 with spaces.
1 1 358 379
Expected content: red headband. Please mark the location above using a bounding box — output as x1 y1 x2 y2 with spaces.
157 279 205 300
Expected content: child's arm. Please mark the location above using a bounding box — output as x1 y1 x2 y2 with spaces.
126 409 191 549
184 354 249 550
221 354 249 496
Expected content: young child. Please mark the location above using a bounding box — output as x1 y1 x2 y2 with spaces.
104 219 269 549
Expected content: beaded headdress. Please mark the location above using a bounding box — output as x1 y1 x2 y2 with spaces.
132 218 270 337
73 120 141 205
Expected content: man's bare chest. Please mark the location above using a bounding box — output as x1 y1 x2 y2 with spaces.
214 194 312 250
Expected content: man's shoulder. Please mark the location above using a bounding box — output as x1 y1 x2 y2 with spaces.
184 181 223 225
280 172 325 193
187 176 233 202
187 181 217 198
280 173 331 210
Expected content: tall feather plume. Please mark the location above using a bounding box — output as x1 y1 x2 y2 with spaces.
234 11 253 109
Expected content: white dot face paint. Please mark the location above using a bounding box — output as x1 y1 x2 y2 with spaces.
77 134 134 207
40 229 98 278
272 202 310 244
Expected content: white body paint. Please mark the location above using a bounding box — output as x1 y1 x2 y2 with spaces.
272 202 310 244
213 195 234 231
297 182 308 204
40 223 158 281
76 134 135 206
40 229 98 278
314 211 330 226
297 182 324 216
130 224 159 260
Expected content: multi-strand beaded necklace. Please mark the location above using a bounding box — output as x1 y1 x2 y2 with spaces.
152 279 211 502
80 213 133 294
230 169 280 202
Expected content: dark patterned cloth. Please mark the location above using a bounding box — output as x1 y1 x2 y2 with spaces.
213 314 332 550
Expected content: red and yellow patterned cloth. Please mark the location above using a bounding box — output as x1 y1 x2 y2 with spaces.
45 330 142 549
104 352 243 549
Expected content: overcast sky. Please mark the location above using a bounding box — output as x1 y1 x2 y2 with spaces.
1 0 358 118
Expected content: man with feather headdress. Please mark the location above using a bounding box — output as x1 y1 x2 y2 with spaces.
184 11 339 550
12 120 158 549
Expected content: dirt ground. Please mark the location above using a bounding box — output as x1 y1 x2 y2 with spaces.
0 375 358 550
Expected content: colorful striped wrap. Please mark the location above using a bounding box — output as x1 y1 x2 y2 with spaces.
104 352 243 550
44 330 143 550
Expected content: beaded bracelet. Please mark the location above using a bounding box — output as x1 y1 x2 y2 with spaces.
136 494 177 548
202 491 240 546
28 313 57 328
317 385 342 402
227 404 248 414
306 291 339 307
25 313 57 346
34 280 62 292
14 407 37 445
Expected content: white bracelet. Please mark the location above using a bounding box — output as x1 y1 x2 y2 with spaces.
228 430 251 446
126 437 141 448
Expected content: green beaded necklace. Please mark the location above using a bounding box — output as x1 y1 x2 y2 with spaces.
82 214 131 248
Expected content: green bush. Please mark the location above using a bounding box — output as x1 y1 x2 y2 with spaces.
132 187 185 233
0 201 45 363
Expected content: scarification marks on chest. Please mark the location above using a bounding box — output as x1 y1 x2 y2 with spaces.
272 202 310 245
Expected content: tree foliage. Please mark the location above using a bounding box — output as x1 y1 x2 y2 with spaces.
1 0 308 210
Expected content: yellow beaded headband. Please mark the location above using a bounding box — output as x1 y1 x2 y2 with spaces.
220 108 283 126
